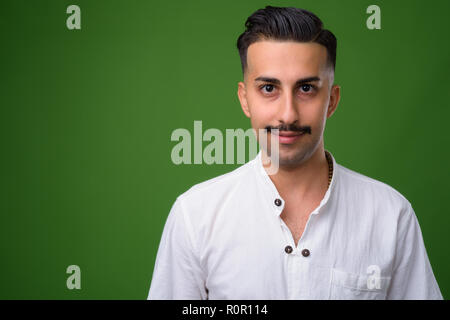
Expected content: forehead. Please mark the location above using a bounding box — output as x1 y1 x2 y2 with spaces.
246 40 329 81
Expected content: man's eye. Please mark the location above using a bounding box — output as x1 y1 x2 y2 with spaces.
300 84 315 93
261 84 275 93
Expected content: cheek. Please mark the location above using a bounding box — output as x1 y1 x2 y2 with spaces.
312 106 329 133
297 103 322 121
249 109 271 129
247 98 276 128
304 94 329 120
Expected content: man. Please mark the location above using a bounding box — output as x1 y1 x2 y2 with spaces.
147 6 443 299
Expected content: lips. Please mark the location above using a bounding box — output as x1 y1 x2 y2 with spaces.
278 131 303 137
272 131 304 144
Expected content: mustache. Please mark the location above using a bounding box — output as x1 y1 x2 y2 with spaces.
264 124 311 134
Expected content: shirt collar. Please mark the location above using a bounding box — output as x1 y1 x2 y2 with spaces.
251 148 338 217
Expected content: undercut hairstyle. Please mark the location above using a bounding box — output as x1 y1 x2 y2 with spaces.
236 6 337 76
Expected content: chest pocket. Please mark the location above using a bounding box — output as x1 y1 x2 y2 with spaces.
329 268 391 300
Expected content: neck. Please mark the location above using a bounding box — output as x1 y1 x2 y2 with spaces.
262 143 329 200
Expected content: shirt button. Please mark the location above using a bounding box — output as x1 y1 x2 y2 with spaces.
284 245 293 254
274 198 282 206
301 249 310 257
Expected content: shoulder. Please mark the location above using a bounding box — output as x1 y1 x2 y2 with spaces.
175 159 257 213
336 163 412 212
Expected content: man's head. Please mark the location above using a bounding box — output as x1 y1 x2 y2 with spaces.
236 6 340 167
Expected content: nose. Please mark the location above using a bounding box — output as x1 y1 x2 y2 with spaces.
277 90 299 125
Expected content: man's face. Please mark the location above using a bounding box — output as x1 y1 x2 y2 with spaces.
237 40 340 167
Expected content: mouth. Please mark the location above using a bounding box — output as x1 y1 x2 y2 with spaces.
271 131 305 144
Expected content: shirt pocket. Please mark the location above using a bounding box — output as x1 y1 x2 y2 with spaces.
329 268 391 300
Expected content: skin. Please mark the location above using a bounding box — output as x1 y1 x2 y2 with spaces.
237 40 341 246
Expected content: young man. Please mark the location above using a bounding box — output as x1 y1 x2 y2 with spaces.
147 6 443 299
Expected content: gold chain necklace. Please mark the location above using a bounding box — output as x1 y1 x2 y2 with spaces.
325 151 333 188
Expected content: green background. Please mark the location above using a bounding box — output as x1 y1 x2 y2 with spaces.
1 0 449 299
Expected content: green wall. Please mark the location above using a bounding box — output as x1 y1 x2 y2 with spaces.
1 0 448 299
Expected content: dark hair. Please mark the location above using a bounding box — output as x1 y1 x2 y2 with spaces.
236 6 337 75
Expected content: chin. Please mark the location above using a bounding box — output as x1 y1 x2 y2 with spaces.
277 147 310 167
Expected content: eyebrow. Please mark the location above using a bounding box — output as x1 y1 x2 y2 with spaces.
254 76 321 86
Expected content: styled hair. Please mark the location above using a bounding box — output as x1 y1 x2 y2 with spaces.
236 6 337 75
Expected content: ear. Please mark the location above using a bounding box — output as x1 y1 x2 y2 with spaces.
327 84 341 118
237 81 251 118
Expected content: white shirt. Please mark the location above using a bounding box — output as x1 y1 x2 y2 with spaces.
147 149 443 300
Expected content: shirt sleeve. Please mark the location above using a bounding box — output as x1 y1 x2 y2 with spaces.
386 202 443 300
147 198 207 300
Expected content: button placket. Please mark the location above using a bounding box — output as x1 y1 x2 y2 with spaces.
294 208 318 254
286 249 295 297
286 247 303 299
279 214 297 258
